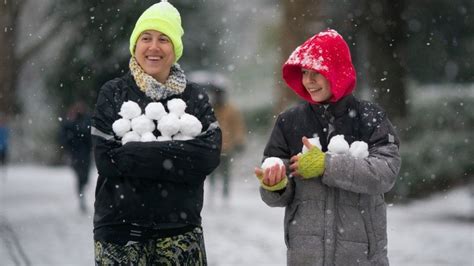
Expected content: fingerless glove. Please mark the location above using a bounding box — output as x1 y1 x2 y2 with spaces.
256 173 288 191
298 147 326 179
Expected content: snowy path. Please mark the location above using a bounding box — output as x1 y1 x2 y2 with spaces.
0 147 472 265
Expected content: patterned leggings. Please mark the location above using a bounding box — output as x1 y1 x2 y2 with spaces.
95 227 207 265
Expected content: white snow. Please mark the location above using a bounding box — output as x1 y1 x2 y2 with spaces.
167 98 187 118
119 101 142 119
121 131 140 144
177 113 203 139
140 132 157 142
157 135 173 142
302 136 322 153
145 102 167 121
113 100 204 144
157 113 180 140
261 157 284 169
130 115 155 135
327 134 350 154
112 118 131 137
349 141 369 158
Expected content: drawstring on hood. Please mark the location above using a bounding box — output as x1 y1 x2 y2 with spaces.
282 29 356 104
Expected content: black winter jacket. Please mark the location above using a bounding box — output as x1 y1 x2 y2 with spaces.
91 72 221 240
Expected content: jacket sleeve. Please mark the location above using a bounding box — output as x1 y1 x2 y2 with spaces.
259 115 295 207
110 91 222 185
91 82 122 178
322 118 401 195
110 123 221 185
260 177 295 207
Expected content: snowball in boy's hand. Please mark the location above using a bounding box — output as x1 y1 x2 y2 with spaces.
145 102 167 121
349 141 369 158
140 132 157 142
157 113 180 137
179 113 202 138
131 115 155 135
302 137 322 154
121 131 140 144
261 157 284 170
167 98 187 118
328 134 349 154
112 118 131 137
119 101 142 119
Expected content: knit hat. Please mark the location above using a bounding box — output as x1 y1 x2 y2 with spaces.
282 29 356 103
129 1 184 62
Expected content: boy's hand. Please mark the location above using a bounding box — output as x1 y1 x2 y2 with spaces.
255 164 287 191
290 136 325 179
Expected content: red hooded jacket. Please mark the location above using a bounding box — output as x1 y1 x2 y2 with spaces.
282 29 356 104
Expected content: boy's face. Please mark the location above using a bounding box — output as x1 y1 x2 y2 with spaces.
301 68 332 103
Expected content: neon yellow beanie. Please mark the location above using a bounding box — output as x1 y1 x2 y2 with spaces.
129 1 184 62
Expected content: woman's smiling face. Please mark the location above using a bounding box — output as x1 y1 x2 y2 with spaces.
134 30 175 83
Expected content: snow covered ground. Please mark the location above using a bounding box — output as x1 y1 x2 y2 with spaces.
0 137 472 265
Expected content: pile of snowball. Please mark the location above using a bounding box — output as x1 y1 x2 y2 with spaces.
261 135 369 170
302 134 369 159
112 99 202 145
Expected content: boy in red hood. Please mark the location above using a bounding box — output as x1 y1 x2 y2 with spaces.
255 29 401 265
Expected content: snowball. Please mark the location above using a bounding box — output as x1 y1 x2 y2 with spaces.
112 118 131 137
179 113 202 138
173 133 192 141
327 135 349 154
157 135 172 142
131 115 155 135
121 131 140 144
157 113 180 137
349 141 369 158
261 157 284 170
167 98 187 117
302 137 322 154
145 102 167 121
140 132 157 142
119 101 141 119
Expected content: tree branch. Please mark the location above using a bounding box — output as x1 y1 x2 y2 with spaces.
17 18 64 67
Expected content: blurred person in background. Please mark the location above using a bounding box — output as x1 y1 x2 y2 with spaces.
0 113 9 181
189 71 246 201
59 101 92 212
90 1 221 264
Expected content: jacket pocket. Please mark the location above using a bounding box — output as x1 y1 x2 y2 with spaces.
359 195 377 260
284 203 299 248
287 235 324 266
334 240 371 266
287 200 325 237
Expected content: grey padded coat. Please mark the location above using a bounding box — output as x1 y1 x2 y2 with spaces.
260 95 401 266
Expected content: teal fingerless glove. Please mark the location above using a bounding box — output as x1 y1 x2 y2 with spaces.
298 147 326 179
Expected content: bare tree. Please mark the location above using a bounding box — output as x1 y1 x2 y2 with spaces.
365 0 407 119
276 0 325 113
0 0 64 115
0 0 20 115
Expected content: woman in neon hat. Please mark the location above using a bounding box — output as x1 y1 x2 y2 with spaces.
91 1 221 264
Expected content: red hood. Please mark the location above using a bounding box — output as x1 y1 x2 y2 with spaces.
282 29 356 104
